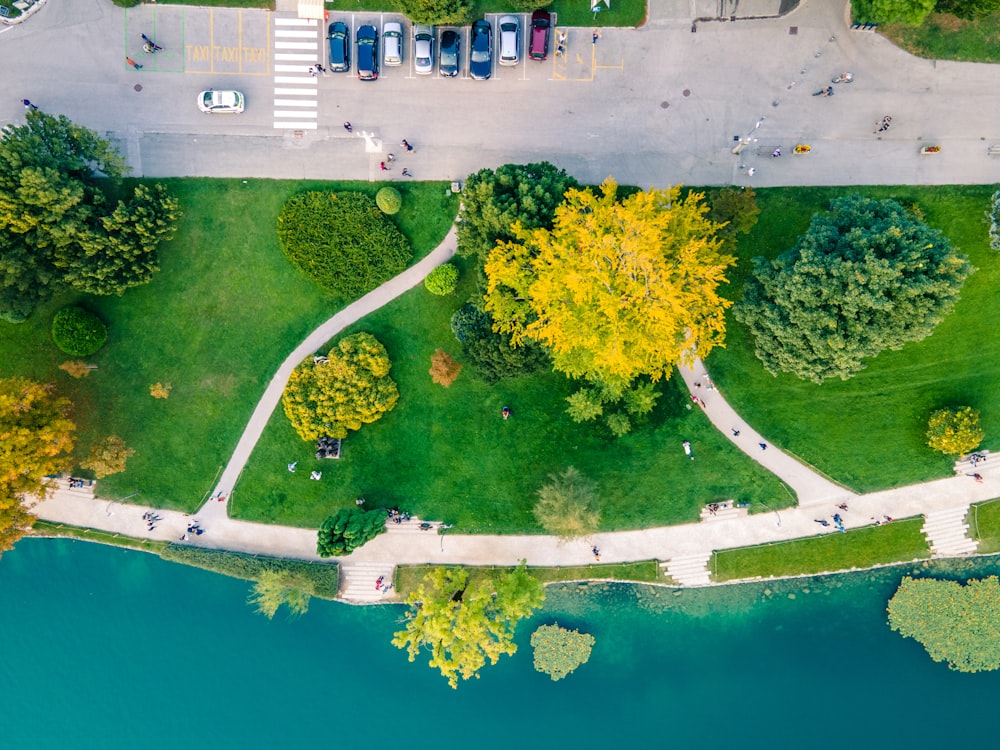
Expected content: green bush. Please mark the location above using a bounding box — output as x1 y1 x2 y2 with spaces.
159 545 340 599
424 263 458 295
317 507 387 557
277 191 412 299
376 187 403 215
51 306 108 356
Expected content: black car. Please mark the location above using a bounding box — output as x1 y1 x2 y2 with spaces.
357 24 379 81
439 29 460 78
327 22 350 73
469 19 492 80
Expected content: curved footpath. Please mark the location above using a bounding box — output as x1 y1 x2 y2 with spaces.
30 227 999 598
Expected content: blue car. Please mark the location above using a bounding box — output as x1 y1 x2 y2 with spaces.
357 24 379 81
327 22 350 73
469 19 492 80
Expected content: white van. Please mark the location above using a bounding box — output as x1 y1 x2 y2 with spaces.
383 22 403 66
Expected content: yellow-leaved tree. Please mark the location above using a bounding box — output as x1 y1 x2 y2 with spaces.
282 332 399 441
484 178 735 389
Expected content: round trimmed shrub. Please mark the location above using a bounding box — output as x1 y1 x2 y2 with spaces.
51 306 107 356
424 263 458 295
277 191 413 298
376 187 402 215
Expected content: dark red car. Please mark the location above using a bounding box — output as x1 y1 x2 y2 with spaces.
529 10 551 61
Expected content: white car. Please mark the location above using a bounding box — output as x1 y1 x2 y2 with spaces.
197 90 245 114
383 22 403 66
413 24 434 75
498 15 520 66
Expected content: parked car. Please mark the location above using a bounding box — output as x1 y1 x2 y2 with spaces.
439 29 460 78
357 24 379 80
529 10 551 61
498 15 520 66
383 21 403 66
469 19 492 80
413 24 434 75
197 90 244 114
327 21 350 73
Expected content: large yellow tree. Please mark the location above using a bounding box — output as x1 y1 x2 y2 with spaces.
484 179 735 387
0 377 75 555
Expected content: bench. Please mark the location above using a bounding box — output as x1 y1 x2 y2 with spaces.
988 144 1000 157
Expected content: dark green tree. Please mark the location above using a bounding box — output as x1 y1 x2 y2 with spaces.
456 162 578 264
735 194 972 383
0 111 179 322
316 507 386 557
888 576 1000 673
936 0 1000 19
707 186 760 250
450 303 548 384
397 0 473 25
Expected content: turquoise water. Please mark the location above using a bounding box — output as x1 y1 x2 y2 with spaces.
4 540 1000 749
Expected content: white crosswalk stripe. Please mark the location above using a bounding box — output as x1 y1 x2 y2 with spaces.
272 13 322 130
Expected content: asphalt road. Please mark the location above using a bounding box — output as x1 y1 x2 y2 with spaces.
3 0 1000 187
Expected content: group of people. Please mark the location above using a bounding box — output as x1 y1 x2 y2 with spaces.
67 477 88 489
387 507 411 524
180 521 205 541
142 511 162 532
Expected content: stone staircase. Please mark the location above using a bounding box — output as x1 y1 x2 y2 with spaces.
661 552 713 587
337 562 398 604
699 501 745 523
921 506 978 557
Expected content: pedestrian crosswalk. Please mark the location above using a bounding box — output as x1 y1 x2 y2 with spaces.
272 17 321 130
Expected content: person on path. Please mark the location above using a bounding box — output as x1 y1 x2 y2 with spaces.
401 168 411 177
747 167 756 177
380 161 388 172
343 121 352 133
401 139 413 152
759 442 767 451
731 427 741 437
592 29 600 44
592 546 601 561
21 99 38 110
126 57 143 70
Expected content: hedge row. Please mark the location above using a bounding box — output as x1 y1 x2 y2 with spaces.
277 191 412 299
159 545 340 599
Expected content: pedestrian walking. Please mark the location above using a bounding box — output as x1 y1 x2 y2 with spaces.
126 57 143 70
380 161 388 172
592 29 601 44
731 428 741 437
386 153 396 163
401 168 411 177
759 442 767 451
747 167 756 177
401 139 414 152
592 546 601 561
771 148 782 158
20 99 38 110
343 121 353 133
316 63 327 75
308 66 318 77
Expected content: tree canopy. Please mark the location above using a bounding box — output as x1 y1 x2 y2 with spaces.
0 111 179 322
531 623 596 681
392 563 545 688
282 332 399 441
450 303 549 384
316 507 387 557
81 435 135 478
859 0 935 24
457 161 578 263
887 575 1000 673
484 178 735 389
248 570 312 619
926 406 983 456
397 0 473 25
533 466 601 540
0 377 75 556
735 194 973 384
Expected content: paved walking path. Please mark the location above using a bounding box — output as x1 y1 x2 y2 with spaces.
29 216 1000 593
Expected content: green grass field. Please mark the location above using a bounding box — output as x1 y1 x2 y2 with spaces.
0 179 456 512
711 517 931 582
231 248 792 532
707 185 1000 494
968 498 1000 553
876 10 1000 64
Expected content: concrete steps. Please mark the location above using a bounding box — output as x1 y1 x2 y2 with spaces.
662 552 713 586
953 450 997 475
699 501 744 523
337 562 398 604
921 506 978 557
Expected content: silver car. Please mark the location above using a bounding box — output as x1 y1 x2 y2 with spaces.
413 24 434 75
498 15 520 66
383 22 403 66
